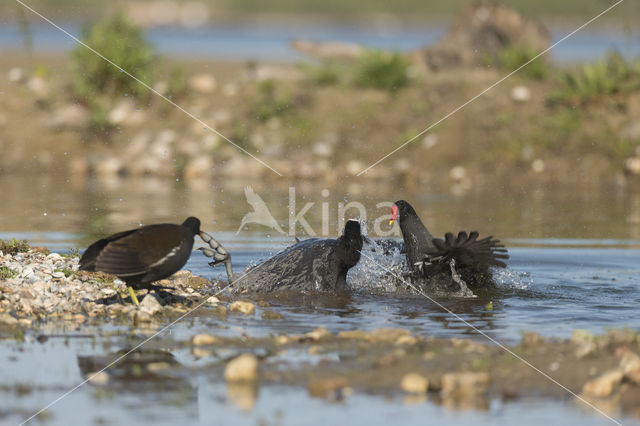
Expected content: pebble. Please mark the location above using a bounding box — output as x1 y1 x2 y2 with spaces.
401 373 429 394
230 300 256 315
188 73 217 94
261 309 284 320
0 313 18 326
191 334 219 346
224 354 259 382
86 371 109 385
0 247 211 324
511 85 531 102
8 67 26 83
308 377 347 398
441 372 489 397
139 294 163 316
582 369 623 398
302 327 331 341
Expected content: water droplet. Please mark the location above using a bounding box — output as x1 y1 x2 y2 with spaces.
43 212 47 216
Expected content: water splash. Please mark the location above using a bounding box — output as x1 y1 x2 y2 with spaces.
493 267 532 290
349 238 406 293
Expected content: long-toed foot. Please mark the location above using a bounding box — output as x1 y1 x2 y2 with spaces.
198 231 234 283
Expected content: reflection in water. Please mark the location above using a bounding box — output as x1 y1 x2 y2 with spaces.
1 174 640 243
77 348 198 413
226 382 259 412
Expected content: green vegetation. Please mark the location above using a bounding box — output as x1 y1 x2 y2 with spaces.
55 268 74 278
252 80 293 121
61 248 81 258
0 266 18 279
303 63 342 86
0 239 30 255
500 46 548 80
354 50 411 93
553 53 640 105
71 13 156 101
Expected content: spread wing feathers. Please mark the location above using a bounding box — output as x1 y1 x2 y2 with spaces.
426 231 509 269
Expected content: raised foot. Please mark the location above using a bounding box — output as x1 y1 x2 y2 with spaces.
198 231 234 283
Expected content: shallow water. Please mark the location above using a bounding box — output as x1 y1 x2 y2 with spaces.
1 174 640 425
1 20 639 63
1 232 639 425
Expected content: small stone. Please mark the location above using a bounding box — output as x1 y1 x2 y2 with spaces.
0 313 18 326
441 372 489 397
52 271 65 279
188 73 217 94
338 330 368 340
511 85 531 102
224 354 258 382
303 327 331 341
308 377 347 398
44 104 90 130
625 157 640 175
346 160 364 176
618 349 640 385
147 362 172 372
521 331 544 347
275 335 290 345
86 371 109 385
367 328 411 342
261 309 284 320
27 77 49 98
449 166 467 181
8 67 25 83
18 318 32 327
191 334 219 346
531 159 545 173
396 335 418 345
401 373 429 394
582 369 624 398
230 300 255 315
139 294 163 316
206 296 220 306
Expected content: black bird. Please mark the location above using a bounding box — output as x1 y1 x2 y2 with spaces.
389 200 508 294
79 217 215 305
208 219 363 293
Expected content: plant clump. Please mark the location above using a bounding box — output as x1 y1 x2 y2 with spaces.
553 52 640 106
0 239 30 256
353 50 411 93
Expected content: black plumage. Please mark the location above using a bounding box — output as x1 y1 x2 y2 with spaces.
79 217 202 304
391 200 508 290
229 219 363 293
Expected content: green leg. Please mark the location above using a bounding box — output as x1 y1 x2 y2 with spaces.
128 286 140 306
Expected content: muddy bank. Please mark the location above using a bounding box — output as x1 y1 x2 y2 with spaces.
1 52 639 188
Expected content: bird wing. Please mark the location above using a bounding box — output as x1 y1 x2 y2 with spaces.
426 231 509 269
79 228 138 271
92 225 185 276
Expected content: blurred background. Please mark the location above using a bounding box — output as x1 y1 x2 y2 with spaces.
0 0 639 244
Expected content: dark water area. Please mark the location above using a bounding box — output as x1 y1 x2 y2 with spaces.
0 21 638 63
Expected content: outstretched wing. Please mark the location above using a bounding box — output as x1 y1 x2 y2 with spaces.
424 231 509 270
